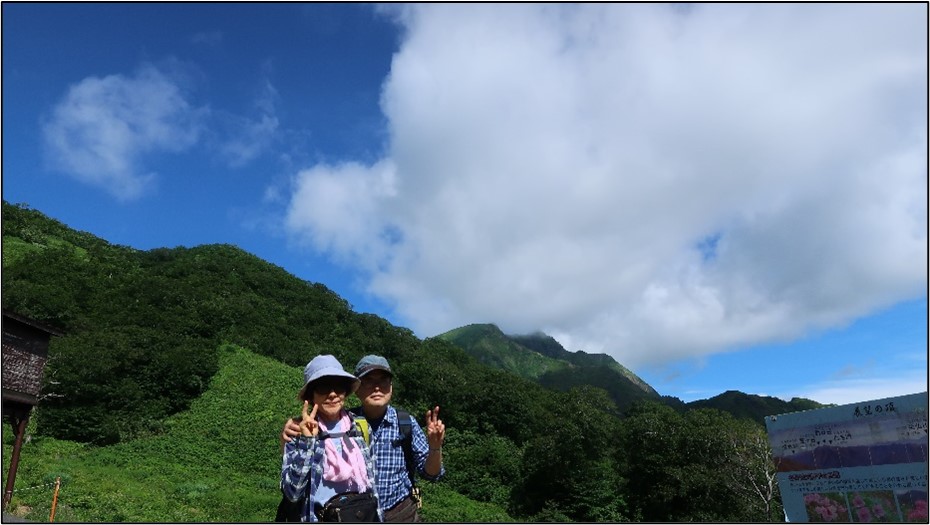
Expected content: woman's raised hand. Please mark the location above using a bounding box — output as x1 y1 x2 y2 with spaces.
300 400 320 437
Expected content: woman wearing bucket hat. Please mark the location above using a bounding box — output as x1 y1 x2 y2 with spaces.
280 354 383 522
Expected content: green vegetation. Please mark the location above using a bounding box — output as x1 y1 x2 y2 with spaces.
511 331 657 396
3 346 286 521
438 323 570 379
2 201 788 521
438 323 660 413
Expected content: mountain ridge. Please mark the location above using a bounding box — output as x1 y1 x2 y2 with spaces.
437 323 827 422
438 323 660 413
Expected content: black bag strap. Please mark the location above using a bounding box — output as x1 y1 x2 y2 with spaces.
318 427 362 441
393 409 418 488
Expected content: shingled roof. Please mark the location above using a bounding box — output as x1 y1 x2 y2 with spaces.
2 310 63 406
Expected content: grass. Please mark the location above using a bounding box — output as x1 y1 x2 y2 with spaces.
3 344 293 521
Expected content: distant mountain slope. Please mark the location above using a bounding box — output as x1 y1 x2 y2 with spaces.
510 331 657 396
437 324 570 379
438 323 659 412
438 325 830 422
687 390 828 424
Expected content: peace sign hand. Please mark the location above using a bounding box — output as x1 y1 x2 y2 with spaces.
300 401 320 437
425 406 445 450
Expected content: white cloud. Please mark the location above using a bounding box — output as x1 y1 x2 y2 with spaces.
284 4 927 368
285 159 398 268
42 63 204 201
42 60 281 199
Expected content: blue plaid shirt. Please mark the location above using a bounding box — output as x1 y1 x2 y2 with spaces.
369 405 445 511
281 416 383 522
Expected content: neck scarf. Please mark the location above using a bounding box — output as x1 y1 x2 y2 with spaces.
322 412 370 492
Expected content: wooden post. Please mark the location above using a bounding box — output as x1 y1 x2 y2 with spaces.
49 477 61 522
2 411 30 510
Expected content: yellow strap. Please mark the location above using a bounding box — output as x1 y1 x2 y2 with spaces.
354 416 370 446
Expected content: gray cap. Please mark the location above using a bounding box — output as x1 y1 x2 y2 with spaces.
297 354 360 400
354 354 393 379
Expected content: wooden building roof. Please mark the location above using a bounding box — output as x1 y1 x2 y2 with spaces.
2 310 63 406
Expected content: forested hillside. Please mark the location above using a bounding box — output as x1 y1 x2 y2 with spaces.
2 201 785 521
687 390 827 424
439 323 660 413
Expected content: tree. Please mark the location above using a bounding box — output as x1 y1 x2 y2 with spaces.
617 400 688 521
517 386 628 522
720 419 784 521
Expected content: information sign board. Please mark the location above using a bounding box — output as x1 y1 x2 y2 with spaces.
765 392 928 522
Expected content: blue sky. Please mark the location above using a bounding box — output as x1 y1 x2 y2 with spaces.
2 3 927 406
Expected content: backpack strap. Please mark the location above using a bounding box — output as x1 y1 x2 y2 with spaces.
353 416 370 446
346 406 371 446
392 409 417 488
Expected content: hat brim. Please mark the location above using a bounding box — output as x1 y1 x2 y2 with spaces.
355 364 393 379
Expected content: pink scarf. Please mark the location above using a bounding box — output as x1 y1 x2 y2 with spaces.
323 412 370 492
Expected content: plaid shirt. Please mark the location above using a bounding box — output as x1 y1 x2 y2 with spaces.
369 405 445 511
281 417 383 523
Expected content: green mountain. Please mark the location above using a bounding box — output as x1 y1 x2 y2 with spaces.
438 323 659 413
2 201 429 444
437 324 571 379
687 390 828 424
510 330 657 396
435 328 828 425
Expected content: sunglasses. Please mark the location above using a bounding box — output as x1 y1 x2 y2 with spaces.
360 374 392 388
312 379 349 396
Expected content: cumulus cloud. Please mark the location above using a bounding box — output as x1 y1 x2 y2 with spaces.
284 4 927 368
286 159 398 267
42 63 204 201
42 60 281 199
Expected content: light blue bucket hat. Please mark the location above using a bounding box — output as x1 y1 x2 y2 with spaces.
297 354 360 401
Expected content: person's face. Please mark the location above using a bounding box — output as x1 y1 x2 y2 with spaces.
310 378 348 421
357 370 393 410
